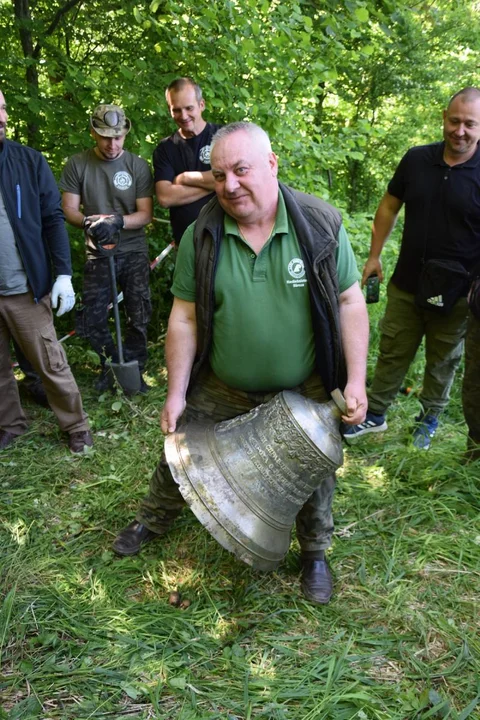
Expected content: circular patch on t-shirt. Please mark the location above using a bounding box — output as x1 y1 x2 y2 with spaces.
199 144 212 164
288 258 305 279
113 171 133 190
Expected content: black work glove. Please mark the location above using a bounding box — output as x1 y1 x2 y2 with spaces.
87 214 124 243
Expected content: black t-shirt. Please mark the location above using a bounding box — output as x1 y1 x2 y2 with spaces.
389 141 480 293
153 122 222 243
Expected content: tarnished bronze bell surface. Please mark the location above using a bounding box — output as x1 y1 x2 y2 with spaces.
164 391 343 571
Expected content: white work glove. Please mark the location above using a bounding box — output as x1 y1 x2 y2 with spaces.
51 275 75 317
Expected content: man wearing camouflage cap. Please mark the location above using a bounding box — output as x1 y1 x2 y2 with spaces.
60 104 154 392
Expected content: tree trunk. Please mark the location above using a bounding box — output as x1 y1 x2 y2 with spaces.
13 0 39 147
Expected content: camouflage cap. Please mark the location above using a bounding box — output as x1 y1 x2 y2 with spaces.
90 104 131 137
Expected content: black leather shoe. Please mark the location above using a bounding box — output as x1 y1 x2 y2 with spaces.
0 430 22 451
301 557 333 605
112 520 160 556
95 368 112 392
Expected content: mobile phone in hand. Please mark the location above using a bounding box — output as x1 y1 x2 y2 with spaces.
365 274 380 304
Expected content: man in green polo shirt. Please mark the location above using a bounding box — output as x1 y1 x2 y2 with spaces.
113 122 369 605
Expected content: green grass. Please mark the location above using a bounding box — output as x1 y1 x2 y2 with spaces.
1 329 479 719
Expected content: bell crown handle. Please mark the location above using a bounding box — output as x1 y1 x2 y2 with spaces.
330 388 347 416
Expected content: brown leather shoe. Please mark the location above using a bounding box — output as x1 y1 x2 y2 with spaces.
301 556 333 605
69 430 94 454
112 520 161 556
0 430 22 450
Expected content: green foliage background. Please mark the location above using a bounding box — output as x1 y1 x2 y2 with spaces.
3 0 480 321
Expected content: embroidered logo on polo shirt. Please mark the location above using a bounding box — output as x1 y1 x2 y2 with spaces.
199 144 212 164
287 257 307 287
288 258 305 279
113 171 132 191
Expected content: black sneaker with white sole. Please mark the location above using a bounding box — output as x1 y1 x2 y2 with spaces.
342 412 388 441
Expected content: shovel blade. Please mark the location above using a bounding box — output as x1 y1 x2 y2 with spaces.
106 360 142 395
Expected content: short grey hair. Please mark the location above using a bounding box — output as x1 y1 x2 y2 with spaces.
448 86 480 108
211 122 272 154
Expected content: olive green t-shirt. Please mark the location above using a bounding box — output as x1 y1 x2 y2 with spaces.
172 192 359 392
59 148 153 258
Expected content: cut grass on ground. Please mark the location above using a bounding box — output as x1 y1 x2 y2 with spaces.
1 339 479 720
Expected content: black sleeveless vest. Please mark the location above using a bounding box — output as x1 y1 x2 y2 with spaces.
190 182 345 393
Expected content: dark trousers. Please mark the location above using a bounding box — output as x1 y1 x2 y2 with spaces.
462 312 480 451
77 253 151 370
137 369 337 554
368 282 468 416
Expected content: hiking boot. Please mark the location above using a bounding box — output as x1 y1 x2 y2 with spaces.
412 413 439 450
300 555 333 605
342 411 387 441
0 430 22 451
69 430 94 454
95 367 112 392
138 375 151 394
112 520 161 556
122 375 151 397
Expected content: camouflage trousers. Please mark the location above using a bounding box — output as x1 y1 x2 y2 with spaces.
77 253 151 370
462 312 480 454
368 282 468 416
137 369 337 554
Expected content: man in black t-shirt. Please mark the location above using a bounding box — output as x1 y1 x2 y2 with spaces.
344 86 480 449
153 78 222 245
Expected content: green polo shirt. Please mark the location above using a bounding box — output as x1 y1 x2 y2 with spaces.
172 192 359 392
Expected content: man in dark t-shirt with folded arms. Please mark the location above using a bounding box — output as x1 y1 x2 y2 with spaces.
153 77 222 245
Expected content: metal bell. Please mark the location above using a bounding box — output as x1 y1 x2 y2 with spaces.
164 390 343 570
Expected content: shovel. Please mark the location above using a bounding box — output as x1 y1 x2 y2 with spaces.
92 230 142 395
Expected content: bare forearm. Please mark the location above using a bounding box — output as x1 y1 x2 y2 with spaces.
165 319 197 400
340 300 369 387
62 204 152 231
369 206 398 260
123 209 152 230
62 205 85 229
338 283 369 424
161 305 197 434
156 181 211 208
177 170 215 191
362 192 403 285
